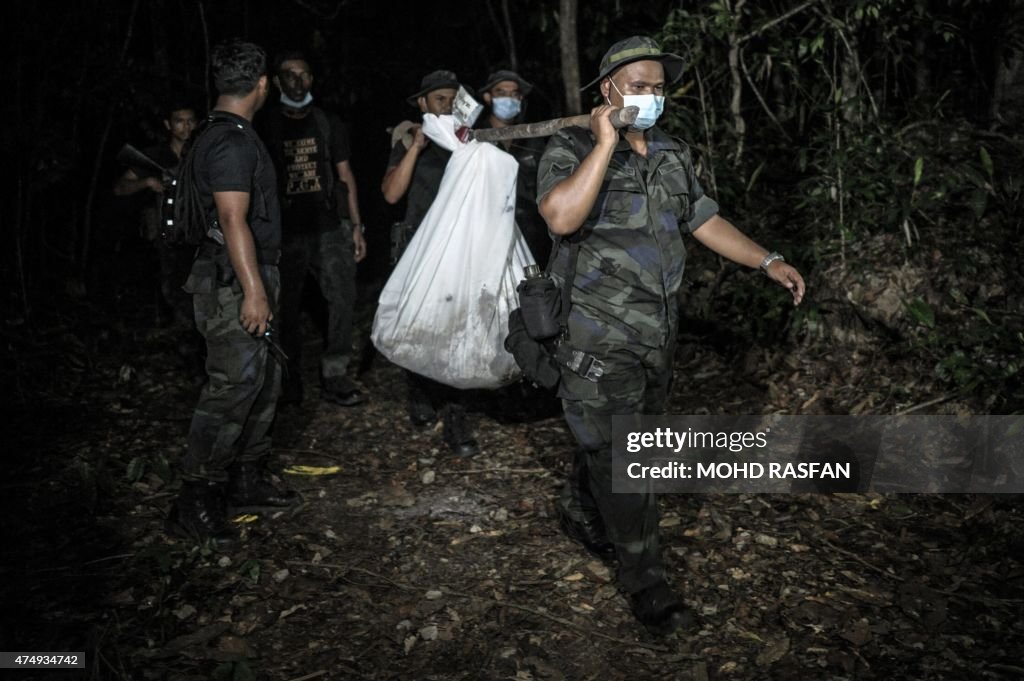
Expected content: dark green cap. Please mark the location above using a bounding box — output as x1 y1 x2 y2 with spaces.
407 70 462 106
478 70 533 97
582 36 685 90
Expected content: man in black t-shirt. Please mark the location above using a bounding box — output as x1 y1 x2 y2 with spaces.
168 40 297 550
476 70 550 266
381 70 479 457
260 51 368 409
114 104 199 331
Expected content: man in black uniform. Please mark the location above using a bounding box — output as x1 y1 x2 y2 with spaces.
381 70 479 456
261 51 368 408
168 40 297 549
476 70 550 266
114 103 199 331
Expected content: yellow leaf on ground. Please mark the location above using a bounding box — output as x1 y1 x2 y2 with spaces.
283 465 342 476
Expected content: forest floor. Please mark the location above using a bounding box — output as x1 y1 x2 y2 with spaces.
3 232 1023 681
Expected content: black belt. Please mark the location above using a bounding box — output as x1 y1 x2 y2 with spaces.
198 240 281 265
552 343 605 382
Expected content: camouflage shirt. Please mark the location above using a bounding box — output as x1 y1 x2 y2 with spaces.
537 126 719 350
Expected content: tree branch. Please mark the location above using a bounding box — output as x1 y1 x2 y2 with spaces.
739 48 792 141
739 0 824 45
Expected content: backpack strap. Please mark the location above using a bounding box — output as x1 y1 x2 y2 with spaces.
187 114 266 244
543 126 606 382
546 125 598 330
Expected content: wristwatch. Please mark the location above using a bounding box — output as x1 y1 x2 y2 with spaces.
353 223 366 234
759 251 785 273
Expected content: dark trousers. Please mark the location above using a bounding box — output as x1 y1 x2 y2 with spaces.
157 239 198 329
182 263 282 481
278 225 357 382
558 342 674 594
407 370 467 411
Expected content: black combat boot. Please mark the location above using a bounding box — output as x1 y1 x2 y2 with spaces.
556 505 617 563
407 379 437 427
322 375 365 407
630 580 696 636
442 404 479 456
166 480 238 551
278 372 304 409
227 462 300 511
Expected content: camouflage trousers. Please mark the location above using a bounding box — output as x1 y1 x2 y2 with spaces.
558 340 674 594
278 224 357 381
181 260 282 482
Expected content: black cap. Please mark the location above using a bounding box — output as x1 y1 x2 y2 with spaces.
407 70 462 106
478 69 533 97
582 36 685 90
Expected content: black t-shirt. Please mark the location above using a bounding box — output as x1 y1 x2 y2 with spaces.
387 137 451 229
261 106 351 231
193 112 281 251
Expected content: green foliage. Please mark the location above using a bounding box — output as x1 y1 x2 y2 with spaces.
655 2 1023 409
905 298 935 329
239 559 261 586
125 452 173 485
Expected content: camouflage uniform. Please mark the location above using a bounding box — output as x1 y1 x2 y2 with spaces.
179 112 283 482
181 259 282 480
261 106 359 392
537 126 719 594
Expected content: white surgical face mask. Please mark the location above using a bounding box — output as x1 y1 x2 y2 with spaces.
280 91 313 109
608 77 664 130
491 97 522 121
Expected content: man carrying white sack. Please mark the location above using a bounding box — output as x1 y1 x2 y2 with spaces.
378 71 532 456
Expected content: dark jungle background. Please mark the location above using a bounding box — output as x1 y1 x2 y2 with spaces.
3 1 1023 680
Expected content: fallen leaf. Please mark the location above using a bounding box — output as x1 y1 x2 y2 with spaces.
282 465 342 476
173 604 196 621
755 637 790 666
840 618 872 646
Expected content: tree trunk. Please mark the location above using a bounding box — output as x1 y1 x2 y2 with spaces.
840 31 862 125
80 0 140 269
501 0 517 71
913 0 929 98
726 0 747 165
559 0 581 114
198 0 211 110
149 0 170 82
991 49 1023 124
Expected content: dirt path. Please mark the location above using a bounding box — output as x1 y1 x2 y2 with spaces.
5 296 1022 681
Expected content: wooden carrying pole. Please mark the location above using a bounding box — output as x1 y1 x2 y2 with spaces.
467 106 639 143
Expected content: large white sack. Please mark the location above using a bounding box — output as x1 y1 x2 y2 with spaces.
372 114 534 389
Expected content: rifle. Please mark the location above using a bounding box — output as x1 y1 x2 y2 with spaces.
115 143 174 188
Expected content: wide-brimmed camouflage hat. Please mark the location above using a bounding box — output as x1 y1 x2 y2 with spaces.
582 36 685 90
407 70 462 106
478 69 533 97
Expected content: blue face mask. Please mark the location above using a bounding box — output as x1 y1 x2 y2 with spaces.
609 78 664 130
491 96 522 121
